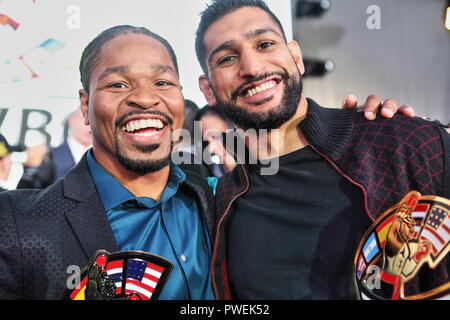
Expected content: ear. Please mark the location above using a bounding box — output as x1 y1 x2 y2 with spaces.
198 75 218 106
79 89 90 126
287 40 305 75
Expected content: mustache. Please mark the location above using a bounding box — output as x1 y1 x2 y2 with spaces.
231 71 289 101
114 110 174 128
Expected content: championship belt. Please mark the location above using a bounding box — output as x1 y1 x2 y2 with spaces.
63 250 173 300
354 191 450 300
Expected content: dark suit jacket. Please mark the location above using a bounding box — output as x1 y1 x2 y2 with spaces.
0 154 215 299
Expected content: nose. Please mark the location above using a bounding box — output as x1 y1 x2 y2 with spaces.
126 86 161 109
238 49 265 80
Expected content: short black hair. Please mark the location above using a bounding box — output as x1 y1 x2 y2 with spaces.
80 25 179 92
195 0 287 74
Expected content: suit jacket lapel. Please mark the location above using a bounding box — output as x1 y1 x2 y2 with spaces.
63 153 118 259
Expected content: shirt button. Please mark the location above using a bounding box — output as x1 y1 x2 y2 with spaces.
180 254 187 262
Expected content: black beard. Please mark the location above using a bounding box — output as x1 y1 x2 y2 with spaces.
114 131 172 175
216 71 302 131
116 153 171 175
111 110 174 174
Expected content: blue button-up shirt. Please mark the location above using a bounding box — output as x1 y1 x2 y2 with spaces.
86 151 214 300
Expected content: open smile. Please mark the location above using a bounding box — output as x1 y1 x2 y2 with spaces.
122 118 165 136
236 75 283 103
119 115 170 143
243 79 278 97
234 73 283 103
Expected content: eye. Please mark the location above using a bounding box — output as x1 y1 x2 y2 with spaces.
258 41 274 50
107 82 127 89
155 80 173 86
217 55 237 65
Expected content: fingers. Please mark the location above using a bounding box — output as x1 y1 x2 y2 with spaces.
362 94 382 120
379 98 397 119
344 94 416 120
398 104 415 117
341 94 358 109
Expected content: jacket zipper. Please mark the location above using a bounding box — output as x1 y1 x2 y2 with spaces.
211 141 376 297
309 144 375 222
210 162 250 299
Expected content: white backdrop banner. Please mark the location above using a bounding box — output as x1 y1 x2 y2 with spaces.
0 0 292 147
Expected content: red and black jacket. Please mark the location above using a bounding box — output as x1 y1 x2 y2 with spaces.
211 98 450 299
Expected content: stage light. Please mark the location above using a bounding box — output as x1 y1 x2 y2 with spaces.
296 0 331 18
303 58 335 77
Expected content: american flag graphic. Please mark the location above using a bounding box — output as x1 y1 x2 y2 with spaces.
354 192 450 301
411 203 430 238
65 251 173 300
124 259 165 300
420 205 450 256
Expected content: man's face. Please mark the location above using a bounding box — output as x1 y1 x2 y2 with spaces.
199 7 305 131
80 33 184 174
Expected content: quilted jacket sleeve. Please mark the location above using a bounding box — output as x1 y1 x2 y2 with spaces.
0 192 24 299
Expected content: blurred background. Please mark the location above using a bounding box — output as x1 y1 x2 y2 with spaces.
293 0 449 124
0 0 448 189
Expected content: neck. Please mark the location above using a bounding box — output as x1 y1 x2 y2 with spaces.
240 95 309 160
92 148 170 200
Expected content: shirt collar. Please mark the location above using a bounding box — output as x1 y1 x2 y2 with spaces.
86 150 185 211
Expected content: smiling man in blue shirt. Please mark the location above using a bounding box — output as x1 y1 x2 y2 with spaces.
0 25 214 299
77 26 215 300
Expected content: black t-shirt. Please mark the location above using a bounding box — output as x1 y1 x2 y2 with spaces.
227 146 371 299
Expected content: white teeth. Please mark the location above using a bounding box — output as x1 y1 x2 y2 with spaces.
245 80 276 97
122 119 164 132
134 131 159 137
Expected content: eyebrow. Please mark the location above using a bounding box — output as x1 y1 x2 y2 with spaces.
208 28 283 66
208 41 234 66
97 64 177 81
243 27 283 40
151 64 177 75
97 65 129 82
